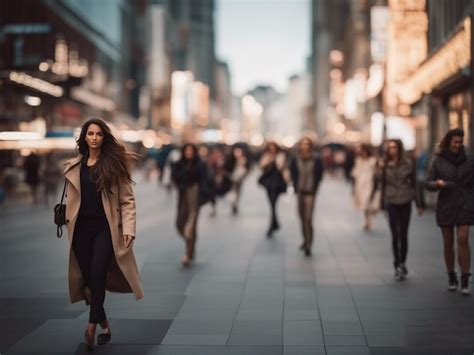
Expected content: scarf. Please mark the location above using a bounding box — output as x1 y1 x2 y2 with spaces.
439 147 467 166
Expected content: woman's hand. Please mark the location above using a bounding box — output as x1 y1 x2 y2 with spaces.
123 234 135 248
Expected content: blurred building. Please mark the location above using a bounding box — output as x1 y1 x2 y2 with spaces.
396 0 473 152
0 0 147 133
214 60 232 126
312 0 350 137
147 0 218 136
247 85 280 138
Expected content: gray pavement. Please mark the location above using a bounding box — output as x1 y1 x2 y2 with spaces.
1 171 474 355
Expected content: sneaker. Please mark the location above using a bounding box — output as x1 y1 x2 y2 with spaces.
461 273 471 295
399 263 408 277
448 271 458 291
394 267 404 281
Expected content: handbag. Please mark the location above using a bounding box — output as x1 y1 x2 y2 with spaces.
54 180 68 238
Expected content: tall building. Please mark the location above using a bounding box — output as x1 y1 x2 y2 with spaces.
168 0 216 96
146 0 216 133
214 60 232 124
0 0 145 131
311 0 352 139
396 0 473 151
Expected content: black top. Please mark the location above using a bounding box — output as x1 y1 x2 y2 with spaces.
79 163 106 218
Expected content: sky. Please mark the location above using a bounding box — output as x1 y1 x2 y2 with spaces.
215 0 311 96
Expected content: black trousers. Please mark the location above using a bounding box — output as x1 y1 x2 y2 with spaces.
266 189 280 230
386 202 412 268
72 216 114 324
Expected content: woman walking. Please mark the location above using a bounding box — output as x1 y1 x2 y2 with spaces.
425 128 474 294
379 139 424 280
225 146 250 215
258 141 288 237
289 137 324 256
63 118 143 350
351 144 378 230
172 143 212 267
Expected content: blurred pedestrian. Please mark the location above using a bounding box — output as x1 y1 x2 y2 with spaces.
225 146 250 215
161 147 181 193
63 118 143 350
379 139 424 281
23 151 41 204
172 143 212 267
258 141 288 237
351 144 378 230
207 147 232 217
42 153 62 205
425 128 474 294
344 146 355 183
289 137 324 256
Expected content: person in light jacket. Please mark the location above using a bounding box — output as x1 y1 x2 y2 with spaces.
425 128 474 294
379 139 424 281
289 137 324 256
351 144 378 230
64 117 143 350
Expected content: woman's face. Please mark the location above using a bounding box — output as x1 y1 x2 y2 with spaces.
184 146 195 160
449 135 463 153
387 141 399 159
268 143 277 154
85 124 104 150
233 148 243 158
359 147 368 158
299 139 311 154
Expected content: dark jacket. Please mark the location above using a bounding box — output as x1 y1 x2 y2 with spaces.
172 158 213 206
289 153 324 195
425 152 474 227
382 157 424 208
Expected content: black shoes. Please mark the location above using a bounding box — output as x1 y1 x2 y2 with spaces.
448 271 458 291
461 273 471 295
97 328 112 345
399 263 408 277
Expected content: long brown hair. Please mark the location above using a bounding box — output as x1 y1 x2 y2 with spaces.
384 139 404 162
439 128 464 151
77 117 138 191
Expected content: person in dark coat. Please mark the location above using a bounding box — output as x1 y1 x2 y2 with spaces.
289 137 324 256
379 139 424 281
258 141 288 237
172 143 212 267
24 151 41 204
425 128 474 294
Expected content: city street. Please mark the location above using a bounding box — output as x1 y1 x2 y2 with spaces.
1 171 474 355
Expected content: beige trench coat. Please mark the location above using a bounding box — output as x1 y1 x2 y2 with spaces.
64 155 143 303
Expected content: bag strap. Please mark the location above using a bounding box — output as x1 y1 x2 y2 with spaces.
57 225 63 238
60 179 68 203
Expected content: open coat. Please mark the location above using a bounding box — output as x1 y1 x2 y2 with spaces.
425 153 474 227
64 155 143 303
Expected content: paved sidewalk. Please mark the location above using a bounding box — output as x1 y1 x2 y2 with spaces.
1 172 473 355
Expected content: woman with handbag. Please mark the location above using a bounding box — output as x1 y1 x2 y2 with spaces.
63 117 143 350
258 141 288 237
289 137 324 256
172 143 212 267
379 139 424 281
351 144 378 230
425 128 474 294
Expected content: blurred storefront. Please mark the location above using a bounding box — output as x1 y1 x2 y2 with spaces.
396 0 473 151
